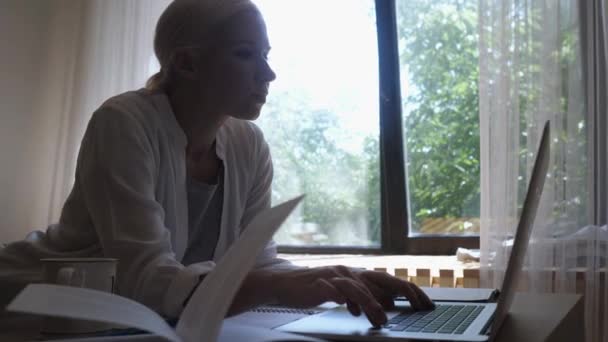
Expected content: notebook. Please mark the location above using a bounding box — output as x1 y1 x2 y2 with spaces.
272 121 551 342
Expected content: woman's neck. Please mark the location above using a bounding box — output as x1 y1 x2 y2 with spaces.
166 84 227 157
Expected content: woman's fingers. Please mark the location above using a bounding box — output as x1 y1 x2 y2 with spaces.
328 277 387 327
407 280 435 308
329 266 394 310
313 267 389 326
361 271 434 310
361 277 396 311
346 299 361 317
313 278 346 305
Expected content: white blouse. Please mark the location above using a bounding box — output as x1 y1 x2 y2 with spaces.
0 89 292 319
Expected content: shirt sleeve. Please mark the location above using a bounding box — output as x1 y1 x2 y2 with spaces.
239 125 299 271
76 106 212 319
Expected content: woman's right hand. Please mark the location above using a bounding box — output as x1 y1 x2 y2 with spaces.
268 266 435 327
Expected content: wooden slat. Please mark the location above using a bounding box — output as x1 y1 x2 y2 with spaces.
413 268 431 287
463 269 480 288
439 269 455 288
541 268 556 292
394 268 409 281
431 276 440 287
455 277 464 288
566 268 587 294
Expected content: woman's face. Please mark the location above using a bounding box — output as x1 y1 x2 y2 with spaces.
194 10 276 120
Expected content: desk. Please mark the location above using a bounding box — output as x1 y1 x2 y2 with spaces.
304 292 584 342
0 293 584 341
494 292 584 342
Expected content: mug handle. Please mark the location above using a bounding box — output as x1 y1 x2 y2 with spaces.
56 267 86 287
56 267 74 285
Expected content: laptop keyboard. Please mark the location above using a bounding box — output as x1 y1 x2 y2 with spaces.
386 304 484 334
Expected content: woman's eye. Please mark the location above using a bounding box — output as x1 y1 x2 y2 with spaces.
234 49 254 59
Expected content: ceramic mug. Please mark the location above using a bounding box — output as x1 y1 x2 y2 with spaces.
40 258 117 334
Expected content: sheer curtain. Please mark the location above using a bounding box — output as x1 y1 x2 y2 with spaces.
4 0 168 241
478 1 607 341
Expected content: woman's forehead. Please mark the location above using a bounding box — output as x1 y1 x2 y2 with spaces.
215 11 269 47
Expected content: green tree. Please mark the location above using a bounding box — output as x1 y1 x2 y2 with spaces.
258 91 380 245
259 0 484 244
396 0 481 232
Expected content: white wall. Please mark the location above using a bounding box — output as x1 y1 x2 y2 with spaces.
0 1 167 243
0 1 52 242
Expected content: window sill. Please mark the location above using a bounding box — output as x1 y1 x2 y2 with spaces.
279 254 481 288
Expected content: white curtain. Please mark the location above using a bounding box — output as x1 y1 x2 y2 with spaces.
2 0 169 241
479 1 607 341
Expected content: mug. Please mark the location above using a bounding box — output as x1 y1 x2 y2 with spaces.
40 258 117 334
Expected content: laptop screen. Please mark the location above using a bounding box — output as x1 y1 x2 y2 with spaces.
489 120 551 340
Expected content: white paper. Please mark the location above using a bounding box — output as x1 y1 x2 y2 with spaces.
6 284 180 342
177 195 304 342
44 320 324 342
218 321 324 342
226 309 315 330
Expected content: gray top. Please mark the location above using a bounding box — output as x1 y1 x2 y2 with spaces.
181 165 224 266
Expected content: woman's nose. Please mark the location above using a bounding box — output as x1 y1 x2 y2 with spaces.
257 59 276 83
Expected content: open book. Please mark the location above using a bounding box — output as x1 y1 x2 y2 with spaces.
7 196 324 342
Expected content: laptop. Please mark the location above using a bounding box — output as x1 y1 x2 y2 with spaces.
273 121 551 342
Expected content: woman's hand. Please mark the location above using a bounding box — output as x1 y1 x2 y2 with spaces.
269 266 435 327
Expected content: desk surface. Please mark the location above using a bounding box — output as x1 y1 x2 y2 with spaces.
494 292 584 342
0 292 584 342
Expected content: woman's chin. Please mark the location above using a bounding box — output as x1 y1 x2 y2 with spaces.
231 106 263 121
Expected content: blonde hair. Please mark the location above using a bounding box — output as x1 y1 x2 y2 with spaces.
146 0 260 90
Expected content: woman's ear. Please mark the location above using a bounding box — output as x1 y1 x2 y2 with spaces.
171 48 199 80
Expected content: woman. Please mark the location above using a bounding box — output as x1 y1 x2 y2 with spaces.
0 0 432 327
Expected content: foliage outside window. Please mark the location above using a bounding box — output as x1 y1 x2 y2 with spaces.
256 0 483 249
397 0 481 236
256 0 381 247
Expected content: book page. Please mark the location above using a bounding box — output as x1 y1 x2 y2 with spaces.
43 320 325 342
6 284 180 342
176 195 304 342
218 321 324 342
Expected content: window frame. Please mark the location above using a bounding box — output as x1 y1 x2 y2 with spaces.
278 0 480 256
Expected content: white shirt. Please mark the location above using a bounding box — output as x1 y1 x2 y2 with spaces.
0 89 292 318
182 168 224 265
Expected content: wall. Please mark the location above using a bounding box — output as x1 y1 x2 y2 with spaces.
0 1 52 242
0 1 166 243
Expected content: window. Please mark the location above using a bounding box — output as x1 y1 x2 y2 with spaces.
397 0 480 237
255 0 381 249
256 0 479 254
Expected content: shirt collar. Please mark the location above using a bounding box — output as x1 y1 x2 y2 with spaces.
146 88 227 160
